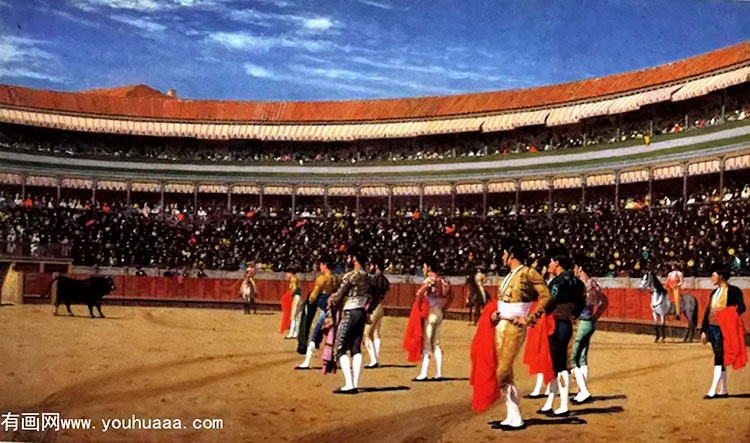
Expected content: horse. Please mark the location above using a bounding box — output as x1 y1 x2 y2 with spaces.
639 272 698 342
465 271 488 325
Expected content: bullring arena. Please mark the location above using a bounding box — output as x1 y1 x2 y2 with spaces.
1 33 750 442
1 302 749 442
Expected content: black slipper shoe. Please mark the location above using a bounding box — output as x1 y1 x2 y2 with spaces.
333 388 358 394
498 422 527 431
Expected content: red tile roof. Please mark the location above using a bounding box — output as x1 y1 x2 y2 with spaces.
0 42 748 123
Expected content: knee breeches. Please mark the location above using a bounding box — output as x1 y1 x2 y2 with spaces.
422 307 443 353
549 319 572 374
571 319 595 368
494 319 526 389
336 308 367 357
707 325 724 367
364 303 384 341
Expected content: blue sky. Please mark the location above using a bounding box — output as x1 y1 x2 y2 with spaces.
0 0 748 101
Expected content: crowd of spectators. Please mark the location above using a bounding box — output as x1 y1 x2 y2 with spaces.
1 179 747 278
1 85 747 165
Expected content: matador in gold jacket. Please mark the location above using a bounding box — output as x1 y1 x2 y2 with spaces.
489 241 550 430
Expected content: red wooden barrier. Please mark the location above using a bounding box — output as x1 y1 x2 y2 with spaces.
22 273 750 329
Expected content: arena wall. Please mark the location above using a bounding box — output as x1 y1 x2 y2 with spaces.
20 273 750 331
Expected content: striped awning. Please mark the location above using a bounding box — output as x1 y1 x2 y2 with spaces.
61 177 93 189
638 84 683 107
687 160 721 175
232 185 260 195
97 180 128 191
653 165 683 180
546 105 581 126
488 181 516 192
26 175 57 187
131 182 160 192
725 153 750 171
0 172 23 184
393 185 420 196
360 186 389 197
198 184 228 193
672 67 750 102
264 185 293 195
328 186 356 196
552 176 583 189
520 178 549 191
164 183 194 193
619 169 649 184
511 109 550 128
423 184 452 195
296 186 325 196
481 113 515 132
607 94 642 115
455 183 484 194
586 173 615 187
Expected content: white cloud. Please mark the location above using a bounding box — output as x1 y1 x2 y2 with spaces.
228 9 338 33
0 36 65 84
293 65 380 82
304 17 333 30
0 1 11 8
349 55 513 83
110 14 167 32
289 64 462 95
243 63 273 78
256 0 292 7
0 67 66 83
0 36 55 63
43 8 103 28
227 9 273 26
208 31 332 53
70 0 228 12
356 0 394 10
237 62 380 96
71 0 162 11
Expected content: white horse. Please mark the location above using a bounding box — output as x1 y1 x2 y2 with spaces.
639 272 698 342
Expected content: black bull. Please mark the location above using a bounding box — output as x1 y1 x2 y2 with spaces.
41 276 115 317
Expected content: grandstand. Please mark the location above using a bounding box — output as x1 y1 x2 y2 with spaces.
0 43 748 280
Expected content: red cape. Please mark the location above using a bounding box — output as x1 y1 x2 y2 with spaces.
470 302 501 412
523 310 555 384
403 297 429 363
279 289 292 334
717 306 747 370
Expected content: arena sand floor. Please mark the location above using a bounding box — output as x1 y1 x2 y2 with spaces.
1 304 748 442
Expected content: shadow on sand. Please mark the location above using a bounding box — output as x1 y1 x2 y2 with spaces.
358 386 411 393
571 405 624 416
411 377 469 383
489 417 587 429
